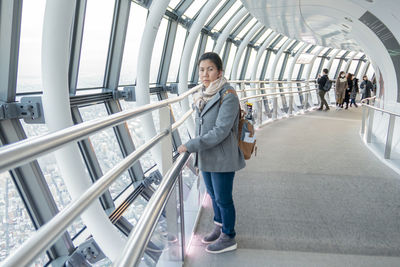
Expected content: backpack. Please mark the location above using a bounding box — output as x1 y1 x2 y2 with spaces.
220 89 257 160
323 79 332 91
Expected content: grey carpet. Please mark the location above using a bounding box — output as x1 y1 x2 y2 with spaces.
185 108 400 266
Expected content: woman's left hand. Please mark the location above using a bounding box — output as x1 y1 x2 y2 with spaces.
177 145 187 154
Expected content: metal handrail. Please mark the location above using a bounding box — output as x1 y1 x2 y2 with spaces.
240 88 317 102
114 152 190 267
229 79 317 84
361 96 399 159
1 79 320 266
1 130 169 267
0 86 199 173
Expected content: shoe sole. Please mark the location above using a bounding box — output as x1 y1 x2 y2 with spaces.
205 243 237 254
201 239 216 244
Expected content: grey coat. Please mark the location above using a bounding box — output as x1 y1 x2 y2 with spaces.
185 83 246 172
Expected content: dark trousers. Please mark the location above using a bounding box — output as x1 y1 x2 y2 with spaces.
202 171 236 237
319 90 329 109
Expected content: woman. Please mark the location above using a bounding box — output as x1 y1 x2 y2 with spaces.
335 71 347 108
344 73 353 109
178 52 245 254
350 74 359 107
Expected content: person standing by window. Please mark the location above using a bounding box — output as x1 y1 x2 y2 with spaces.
317 68 330 111
335 71 347 108
350 74 359 108
178 52 245 254
360 75 373 103
344 73 353 109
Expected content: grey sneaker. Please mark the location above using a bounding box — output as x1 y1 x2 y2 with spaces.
201 225 221 244
205 233 237 254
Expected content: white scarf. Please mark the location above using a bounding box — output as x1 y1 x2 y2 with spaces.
193 77 227 112
339 77 347 83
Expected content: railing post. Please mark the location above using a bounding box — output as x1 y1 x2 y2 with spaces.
361 105 367 135
159 106 180 261
273 96 278 120
178 172 185 261
384 114 396 159
289 94 294 115
240 82 246 98
366 108 375 143
304 92 309 111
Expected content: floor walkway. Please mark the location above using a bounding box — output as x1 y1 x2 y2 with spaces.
184 107 400 267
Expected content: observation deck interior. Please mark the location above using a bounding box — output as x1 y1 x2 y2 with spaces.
1 0 400 266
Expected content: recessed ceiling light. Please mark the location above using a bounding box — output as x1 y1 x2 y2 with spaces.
344 17 353 23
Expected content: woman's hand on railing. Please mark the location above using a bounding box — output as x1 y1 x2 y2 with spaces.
177 144 188 154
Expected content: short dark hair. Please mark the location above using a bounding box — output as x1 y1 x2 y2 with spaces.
198 52 223 71
323 68 329 74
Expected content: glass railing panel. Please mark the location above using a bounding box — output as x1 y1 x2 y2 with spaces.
79 104 132 199
0 171 49 265
77 0 115 88
20 120 86 240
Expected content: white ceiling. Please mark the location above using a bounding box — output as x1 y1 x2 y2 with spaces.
240 0 381 51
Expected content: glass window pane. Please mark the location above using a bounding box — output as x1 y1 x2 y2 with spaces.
292 64 301 80
256 50 268 79
77 0 115 88
235 18 257 40
79 104 132 199
225 44 237 80
273 36 289 49
283 56 294 80
366 65 375 80
245 49 257 79
213 2 242 31
119 4 148 86
167 93 191 145
205 35 214 53
120 94 159 172
336 50 347 58
265 53 276 80
348 60 358 75
168 0 181 9
357 61 366 79
310 57 322 78
274 54 286 79
189 36 200 82
0 172 49 265
319 47 330 56
17 0 46 94
150 18 168 84
184 0 207 19
292 42 305 54
205 0 228 26
256 28 273 46
330 58 340 76
20 120 85 240
167 25 187 82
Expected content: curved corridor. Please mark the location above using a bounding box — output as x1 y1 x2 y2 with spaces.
186 108 400 266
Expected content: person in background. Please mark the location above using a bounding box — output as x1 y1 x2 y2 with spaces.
178 52 245 254
350 74 359 108
335 71 347 108
317 68 330 111
372 76 377 96
360 75 373 104
344 73 353 109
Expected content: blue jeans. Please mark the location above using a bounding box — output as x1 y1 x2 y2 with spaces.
202 171 236 238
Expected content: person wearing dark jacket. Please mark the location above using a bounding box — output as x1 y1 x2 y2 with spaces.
360 75 373 103
350 74 359 107
317 68 330 111
344 73 353 109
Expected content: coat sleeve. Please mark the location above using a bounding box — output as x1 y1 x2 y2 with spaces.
185 92 239 153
